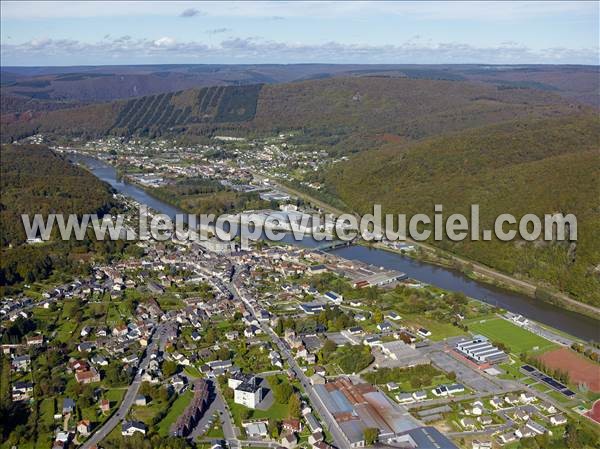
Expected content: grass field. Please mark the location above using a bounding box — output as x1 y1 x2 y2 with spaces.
105 388 126 406
184 365 203 378
36 398 56 448
402 313 467 341
157 390 193 436
467 317 556 354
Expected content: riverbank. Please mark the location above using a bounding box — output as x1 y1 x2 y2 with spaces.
64 154 599 341
371 241 600 321
269 176 600 321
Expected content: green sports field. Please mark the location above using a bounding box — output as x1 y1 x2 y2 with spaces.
467 317 556 354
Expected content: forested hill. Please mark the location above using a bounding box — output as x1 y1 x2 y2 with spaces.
0 144 118 293
326 114 600 306
0 144 115 246
1 77 588 148
2 64 598 116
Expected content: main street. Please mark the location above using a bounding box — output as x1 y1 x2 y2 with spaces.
80 322 166 449
227 265 350 449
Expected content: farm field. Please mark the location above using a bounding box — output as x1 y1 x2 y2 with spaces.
466 317 556 354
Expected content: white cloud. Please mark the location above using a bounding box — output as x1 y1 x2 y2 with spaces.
153 36 176 47
2 35 598 65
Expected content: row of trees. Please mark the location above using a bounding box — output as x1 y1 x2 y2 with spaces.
521 353 571 385
276 305 355 335
571 343 599 363
363 364 444 388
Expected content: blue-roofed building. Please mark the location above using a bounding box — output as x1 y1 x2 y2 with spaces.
300 302 326 315
386 426 459 448
62 398 75 415
323 291 343 304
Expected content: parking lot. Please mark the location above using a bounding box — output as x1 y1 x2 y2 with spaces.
428 350 501 393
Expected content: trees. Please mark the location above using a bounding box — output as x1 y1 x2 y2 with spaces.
334 345 374 374
216 347 231 361
268 417 280 438
104 361 130 387
319 338 337 363
363 427 379 445
288 393 301 419
270 377 293 403
239 407 252 420
372 309 383 324
162 360 178 378
329 114 600 306
274 319 284 335
363 364 442 386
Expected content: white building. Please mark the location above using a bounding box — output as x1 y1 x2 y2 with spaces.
230 373 264 409
455 336 507 365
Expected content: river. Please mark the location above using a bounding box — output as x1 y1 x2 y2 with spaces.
71 154 599 341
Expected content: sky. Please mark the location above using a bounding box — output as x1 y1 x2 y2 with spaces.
1 1 598 66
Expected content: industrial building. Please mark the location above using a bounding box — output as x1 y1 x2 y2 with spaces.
313 377 420 447
376 340 430 367
455 336 508 365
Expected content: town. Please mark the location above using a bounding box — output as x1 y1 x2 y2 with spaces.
2 134 599 449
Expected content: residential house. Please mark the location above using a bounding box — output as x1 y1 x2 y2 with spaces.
122 421 147 436
11 355 31 372
525 420 548 435
100 399 110 413
281 432 298 449
520 392 536 404
63 398 75 415
377 321 393 332
396 393 415 404
478 416 493 426
460 417 477 430
225 331 239 341
498 432 516 444
77 420 91 436
489 397 504 409
539 402 557 414
550 414 567 426
282 418 302 433
471 401 485 416
513 409 530 421
472 440 492 449
417 328 431 337
234 379 263 409
75 367 101 384
12 381 33 401
412 391 427 401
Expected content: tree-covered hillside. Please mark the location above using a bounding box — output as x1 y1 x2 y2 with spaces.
1 77 587 147
0 145 119 293
327 115 600 305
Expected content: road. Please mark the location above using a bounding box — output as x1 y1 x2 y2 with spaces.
80 323 165 449
187 378 238 446
227 265 350 449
